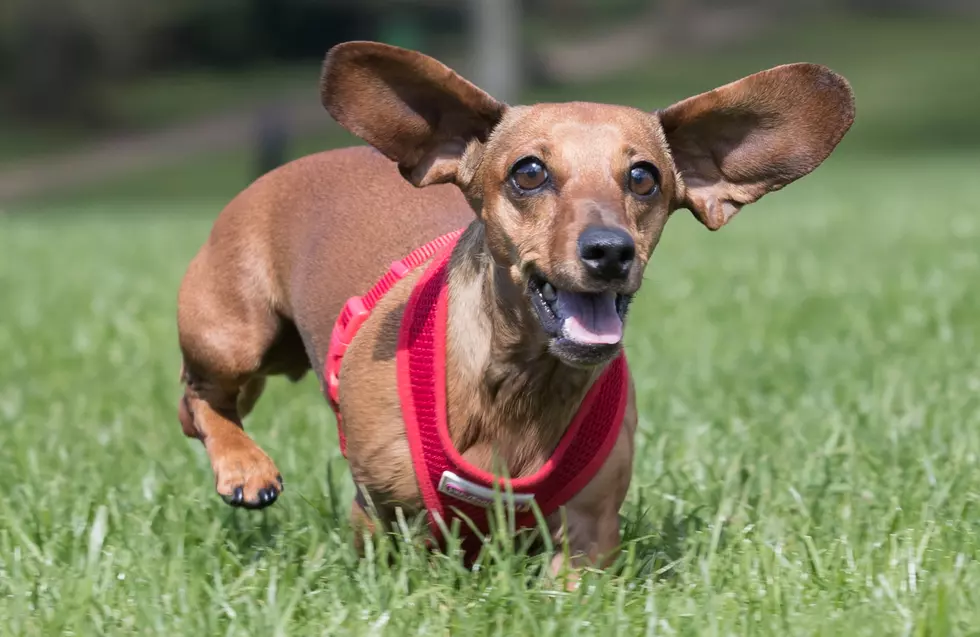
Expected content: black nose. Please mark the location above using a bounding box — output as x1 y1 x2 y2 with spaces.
577 226 635 282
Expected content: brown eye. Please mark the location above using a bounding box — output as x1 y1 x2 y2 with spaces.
628 163 659 197
510 157 549 192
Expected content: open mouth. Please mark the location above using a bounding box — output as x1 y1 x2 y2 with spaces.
528 273 632 354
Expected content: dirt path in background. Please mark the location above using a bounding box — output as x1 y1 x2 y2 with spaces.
0 96 328 204
0 7 770 205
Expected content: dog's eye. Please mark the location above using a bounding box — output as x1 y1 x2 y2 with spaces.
628 163 660 197
510 157 549 192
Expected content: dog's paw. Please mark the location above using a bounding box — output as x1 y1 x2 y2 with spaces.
209 439 284 509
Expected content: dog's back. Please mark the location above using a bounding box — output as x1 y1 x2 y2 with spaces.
180 145 473 384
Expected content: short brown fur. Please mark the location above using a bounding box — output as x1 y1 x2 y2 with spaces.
177 41 854 570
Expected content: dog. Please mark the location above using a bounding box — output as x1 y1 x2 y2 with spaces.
177 41 854 571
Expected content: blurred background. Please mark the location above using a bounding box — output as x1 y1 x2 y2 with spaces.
0 0 978 209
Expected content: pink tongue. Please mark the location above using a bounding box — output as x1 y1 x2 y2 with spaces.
556 290 623 345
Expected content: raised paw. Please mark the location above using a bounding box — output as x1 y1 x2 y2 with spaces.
208 436 284 509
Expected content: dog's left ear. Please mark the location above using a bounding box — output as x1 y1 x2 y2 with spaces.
321 41 506 188
659 63 855 230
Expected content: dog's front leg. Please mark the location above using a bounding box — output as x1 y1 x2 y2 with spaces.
548 506 622 584
179 375 283 509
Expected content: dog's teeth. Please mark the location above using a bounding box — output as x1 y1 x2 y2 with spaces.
542 282 557 303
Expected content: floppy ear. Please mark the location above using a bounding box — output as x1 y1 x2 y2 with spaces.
659 63 855 231
321 41 506 188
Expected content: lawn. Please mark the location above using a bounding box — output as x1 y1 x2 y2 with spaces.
4 15 980 637
4 146 980 635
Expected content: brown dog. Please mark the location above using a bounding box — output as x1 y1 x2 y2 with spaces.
177 42 854 569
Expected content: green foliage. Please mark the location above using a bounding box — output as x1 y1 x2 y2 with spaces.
0 0 380 125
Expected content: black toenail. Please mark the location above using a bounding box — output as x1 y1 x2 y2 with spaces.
233 487 244 505
276 475 284 490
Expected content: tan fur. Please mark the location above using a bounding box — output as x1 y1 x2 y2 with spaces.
177 41 854 565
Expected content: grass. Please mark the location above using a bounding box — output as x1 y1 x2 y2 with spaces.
4 14 980 636
4 143 980 634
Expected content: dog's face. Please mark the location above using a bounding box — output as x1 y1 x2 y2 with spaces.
475 103 676 365
321 42 855 368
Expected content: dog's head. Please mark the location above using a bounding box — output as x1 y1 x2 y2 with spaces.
321 42 854 368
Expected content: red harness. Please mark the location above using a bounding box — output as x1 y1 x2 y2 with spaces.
325 231 628 556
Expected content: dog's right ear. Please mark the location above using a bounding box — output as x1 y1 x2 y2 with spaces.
321 41 506 188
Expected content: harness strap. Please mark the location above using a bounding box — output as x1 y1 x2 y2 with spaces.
325 229 629 564
397 241 628 562
325 230 464 456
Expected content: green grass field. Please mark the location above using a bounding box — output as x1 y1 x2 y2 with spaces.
4 15 980 637
4 150 980 635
